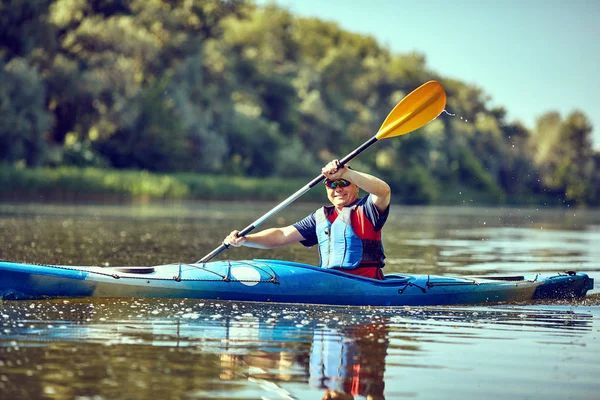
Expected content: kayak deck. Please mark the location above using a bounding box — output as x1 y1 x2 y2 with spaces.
0 259 594 306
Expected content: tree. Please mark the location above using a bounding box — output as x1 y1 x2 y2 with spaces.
0 59 52 166
534 111 595 205
0 0 55 59
94 78 187 171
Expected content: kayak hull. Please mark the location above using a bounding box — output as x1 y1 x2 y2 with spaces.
0 259 594 306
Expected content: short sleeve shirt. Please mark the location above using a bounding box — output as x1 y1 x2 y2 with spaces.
293 195 389 247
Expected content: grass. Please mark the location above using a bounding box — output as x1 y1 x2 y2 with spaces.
0 164 561 206
0 165 327 203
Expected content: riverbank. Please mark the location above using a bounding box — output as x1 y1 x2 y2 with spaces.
0 165 326 203
0 165 563 206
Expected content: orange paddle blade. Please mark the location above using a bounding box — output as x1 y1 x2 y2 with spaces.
376 80 446 140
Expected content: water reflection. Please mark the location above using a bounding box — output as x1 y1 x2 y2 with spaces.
0 298 596 399
312 324 387 400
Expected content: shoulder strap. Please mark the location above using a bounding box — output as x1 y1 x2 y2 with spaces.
315 206 334 224
338 204 357 224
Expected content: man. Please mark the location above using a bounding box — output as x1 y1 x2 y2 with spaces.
223 160 391 280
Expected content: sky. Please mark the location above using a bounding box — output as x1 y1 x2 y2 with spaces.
257 0 600 147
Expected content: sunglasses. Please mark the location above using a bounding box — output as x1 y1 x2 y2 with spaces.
324 179 352 189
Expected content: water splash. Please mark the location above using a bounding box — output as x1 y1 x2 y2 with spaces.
442 109 468 123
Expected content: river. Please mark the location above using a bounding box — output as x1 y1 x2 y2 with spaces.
1 202 599 399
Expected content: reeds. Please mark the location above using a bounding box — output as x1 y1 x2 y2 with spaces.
0 165 325 203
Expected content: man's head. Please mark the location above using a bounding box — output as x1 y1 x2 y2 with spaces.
324 178 359 208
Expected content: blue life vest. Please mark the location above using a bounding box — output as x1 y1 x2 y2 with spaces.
315 205 385 269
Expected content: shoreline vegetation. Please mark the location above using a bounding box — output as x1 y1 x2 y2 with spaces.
0 165 325 204
0 165 572 207
2 1 598 207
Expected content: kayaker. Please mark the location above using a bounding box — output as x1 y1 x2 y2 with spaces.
223 159 391 280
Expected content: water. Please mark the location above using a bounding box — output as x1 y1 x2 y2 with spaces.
1 202 599 399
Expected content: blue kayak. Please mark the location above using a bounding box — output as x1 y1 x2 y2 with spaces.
0 259 593 306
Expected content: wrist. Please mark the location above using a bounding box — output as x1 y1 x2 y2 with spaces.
342 168 354 180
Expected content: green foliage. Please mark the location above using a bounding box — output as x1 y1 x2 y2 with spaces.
0 164 325 202
94 78 188 171
0 0 56 59
533 111 596 206
497 121 539 197
226 111 283 176
0 58 52 166
167 53 228 172
176 173 324 202
391 165 439 205
273 137 319 178
61 140 109 168
0 0 597 206
0 165 189 200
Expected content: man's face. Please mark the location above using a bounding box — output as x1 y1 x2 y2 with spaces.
325 179 359 207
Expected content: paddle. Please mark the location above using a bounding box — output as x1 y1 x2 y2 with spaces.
197 80 446 264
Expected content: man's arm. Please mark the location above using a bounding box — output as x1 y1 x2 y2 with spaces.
343 168 391 212
224 225 305 249
322 160 391 212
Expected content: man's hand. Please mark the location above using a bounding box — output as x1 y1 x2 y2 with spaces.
322 159 347 181
223 230 246 247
